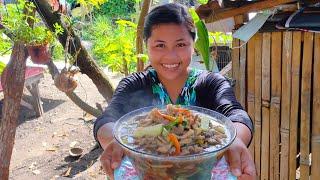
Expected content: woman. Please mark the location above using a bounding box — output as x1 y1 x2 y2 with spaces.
94 3 256 180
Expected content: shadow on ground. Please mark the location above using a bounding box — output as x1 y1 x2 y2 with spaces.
55 146 103 177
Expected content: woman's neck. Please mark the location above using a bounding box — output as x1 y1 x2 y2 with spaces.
157 69 189 103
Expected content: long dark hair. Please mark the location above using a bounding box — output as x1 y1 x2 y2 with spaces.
143 3 196 42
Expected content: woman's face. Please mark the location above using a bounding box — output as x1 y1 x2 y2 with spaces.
147 23 194 81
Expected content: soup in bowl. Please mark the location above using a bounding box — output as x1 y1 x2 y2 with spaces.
113 105 236 180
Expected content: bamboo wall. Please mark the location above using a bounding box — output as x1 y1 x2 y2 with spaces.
232 31 320 180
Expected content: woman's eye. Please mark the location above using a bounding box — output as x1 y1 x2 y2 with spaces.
155 44 165 48
177 43 187 47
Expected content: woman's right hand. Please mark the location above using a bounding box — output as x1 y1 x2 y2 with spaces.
97 122 124 180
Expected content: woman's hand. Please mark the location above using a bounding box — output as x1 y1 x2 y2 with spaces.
225 137 256 180
98 122 124 180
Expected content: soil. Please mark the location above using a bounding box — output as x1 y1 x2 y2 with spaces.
8 71 121 180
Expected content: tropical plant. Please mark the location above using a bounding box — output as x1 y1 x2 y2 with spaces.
0 0 63 46
189 8 219 72
89 16 145 75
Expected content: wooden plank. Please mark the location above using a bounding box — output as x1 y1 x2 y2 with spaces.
289 31 302 180
204 0 296 23
232 37 240 99
26 81 44 117
311 33 320 180
270 32 282 180
280 31 293 180
300 32 314 180
247 34 256 156
232 15 243 100
239 40 247 108
254 33 262 179
261 32 271 180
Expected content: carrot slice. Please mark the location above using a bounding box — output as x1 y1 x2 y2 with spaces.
167 133 181 155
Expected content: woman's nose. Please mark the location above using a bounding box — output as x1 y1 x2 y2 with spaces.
163 49 179 61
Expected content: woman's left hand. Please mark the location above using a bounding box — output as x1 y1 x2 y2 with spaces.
225 137 256 180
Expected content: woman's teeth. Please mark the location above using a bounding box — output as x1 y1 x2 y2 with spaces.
162 63 179 69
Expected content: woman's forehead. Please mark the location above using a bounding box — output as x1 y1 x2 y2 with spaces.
149 23 192 41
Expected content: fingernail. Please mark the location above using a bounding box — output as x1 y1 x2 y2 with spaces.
231 168 241 176
111 162 119 169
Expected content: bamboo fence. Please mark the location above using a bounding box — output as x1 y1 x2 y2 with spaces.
232 31 320 180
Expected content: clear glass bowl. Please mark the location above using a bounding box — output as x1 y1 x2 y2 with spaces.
113 105 237 180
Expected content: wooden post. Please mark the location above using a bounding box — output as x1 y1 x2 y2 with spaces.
254 33 262 179
247 34 255 156
311 33 320 180
136 0 151 72
239 40 247 108
26 81 44 117
261 32 271 180
280 31 293 180
269 32 282 180
300 32 314 180
232 15 244 100
289 31 302 180
0 42 28 179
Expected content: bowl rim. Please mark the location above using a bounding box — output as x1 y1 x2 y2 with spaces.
113 105 237 161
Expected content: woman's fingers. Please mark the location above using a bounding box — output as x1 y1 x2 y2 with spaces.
111 144 124 169
100 148 114 180
226 147 242 177
241 148 256 177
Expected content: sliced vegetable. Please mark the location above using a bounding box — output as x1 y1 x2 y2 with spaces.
155 110 176 121
167 133 181 155
200 117 210 130
133 124 163 138
162 127 169 137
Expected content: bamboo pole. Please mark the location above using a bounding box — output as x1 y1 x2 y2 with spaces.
280 31 293 180
261 32 271 180
270 32 282 180
300 32 314 180
254 33 262 179
247 34 256 157
232 15 244 100
239 40 247 108
289 31 302 180
311 33 320 180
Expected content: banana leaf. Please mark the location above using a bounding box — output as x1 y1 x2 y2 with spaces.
189 8 219 72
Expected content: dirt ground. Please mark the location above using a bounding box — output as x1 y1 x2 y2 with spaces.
8 71 120 180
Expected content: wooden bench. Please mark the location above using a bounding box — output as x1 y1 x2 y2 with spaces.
0 66 44 117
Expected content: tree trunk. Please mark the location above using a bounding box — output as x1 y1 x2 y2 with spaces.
136 0 151 71
32 0 114 101
0 42 28 179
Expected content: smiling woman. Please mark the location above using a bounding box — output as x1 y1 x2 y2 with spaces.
94 3 256 180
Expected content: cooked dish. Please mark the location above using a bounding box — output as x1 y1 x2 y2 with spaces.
129 104 227 156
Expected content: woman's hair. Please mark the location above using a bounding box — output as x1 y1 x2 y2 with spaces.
143 3 196 42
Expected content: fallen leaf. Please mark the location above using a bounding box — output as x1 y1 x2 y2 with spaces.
62 167 72 177
42 142 47 147
32 169 41 175
29 162 37 169
46 146 58 152
69 141 78 148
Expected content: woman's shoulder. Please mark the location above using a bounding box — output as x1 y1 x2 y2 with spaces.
117 70 153 89
195 69 227 85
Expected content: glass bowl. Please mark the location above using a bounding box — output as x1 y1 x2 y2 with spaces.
113 105 236 180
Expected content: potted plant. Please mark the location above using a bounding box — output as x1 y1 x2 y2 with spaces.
0 0 63 64
25 26 55 64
